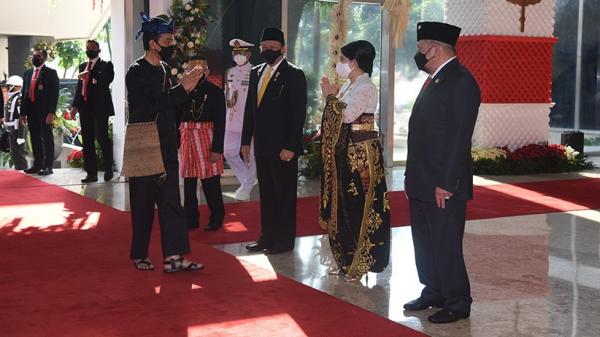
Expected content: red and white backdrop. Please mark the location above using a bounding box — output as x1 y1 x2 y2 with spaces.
446 0 557 149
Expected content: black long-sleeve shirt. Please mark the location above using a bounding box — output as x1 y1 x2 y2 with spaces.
125 57 188 162
178 79 225 154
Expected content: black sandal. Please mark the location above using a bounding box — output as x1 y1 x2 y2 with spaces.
133 258 155 271
163 256 204 273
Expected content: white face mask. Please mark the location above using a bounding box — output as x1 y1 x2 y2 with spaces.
234 54 248 66
335 62 352 79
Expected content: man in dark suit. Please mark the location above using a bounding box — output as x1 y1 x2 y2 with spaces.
241 27 307 255
72 39 115 183
404 22 480 324
20 49 59 175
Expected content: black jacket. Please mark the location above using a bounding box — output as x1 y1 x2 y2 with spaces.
178 79 226 154
20 65 59 117
405 58 481 202
241 59 307 157
72 59 115 116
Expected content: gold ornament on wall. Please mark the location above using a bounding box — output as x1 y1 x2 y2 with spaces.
327 0 351 86
383 0 411 48
506 0 543 32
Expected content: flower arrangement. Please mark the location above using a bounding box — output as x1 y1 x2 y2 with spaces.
24 41 57 69
168 0 213 79
471 147 508 162
67 149 84 168
473 143 595 175
53 89 81 145
299 129 322 179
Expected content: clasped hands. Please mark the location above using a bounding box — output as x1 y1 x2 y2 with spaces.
320 76 338 98
180 66 204 93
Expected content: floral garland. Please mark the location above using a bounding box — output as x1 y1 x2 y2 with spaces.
168 0 213 79
327 0 350 86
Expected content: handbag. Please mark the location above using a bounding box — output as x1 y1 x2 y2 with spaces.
121 62 170 177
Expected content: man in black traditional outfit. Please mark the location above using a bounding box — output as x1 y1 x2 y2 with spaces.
125 12 203 273
177 56 226 232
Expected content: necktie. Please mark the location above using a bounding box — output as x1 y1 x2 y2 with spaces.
420 76 432 93
257 67 273 106
29 68 39 102
83 61 93 102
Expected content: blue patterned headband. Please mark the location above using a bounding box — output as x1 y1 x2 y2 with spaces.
135 12 174 40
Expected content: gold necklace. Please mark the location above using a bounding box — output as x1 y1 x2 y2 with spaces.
191 93 208 121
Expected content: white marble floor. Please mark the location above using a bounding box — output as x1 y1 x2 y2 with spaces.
16 166 600 337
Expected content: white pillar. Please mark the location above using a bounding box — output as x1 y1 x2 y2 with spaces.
446 0 557 149
111 0 140 171
0 36 8 79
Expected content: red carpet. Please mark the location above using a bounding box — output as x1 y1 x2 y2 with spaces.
0 171 425 337
198 177 600 244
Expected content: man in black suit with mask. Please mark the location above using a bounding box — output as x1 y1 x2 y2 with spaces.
404 22 480 324
20 49 59 175
72 39 115 183
241 27 307 255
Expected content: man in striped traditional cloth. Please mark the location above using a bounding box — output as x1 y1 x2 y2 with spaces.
178 56 226 231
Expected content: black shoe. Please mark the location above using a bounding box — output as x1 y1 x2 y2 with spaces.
428 308 470 324
403 297 445 311
204 223 222 231
104 170 114 182
81 175 98 183
37 168 53 176
263 246 294 255
245 241 266 252
23 167 40 174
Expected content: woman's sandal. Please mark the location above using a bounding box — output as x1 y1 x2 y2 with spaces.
133 258 155 271
163 255 204 274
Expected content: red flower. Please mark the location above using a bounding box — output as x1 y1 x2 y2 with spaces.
64 111 71 120
67 149 83 161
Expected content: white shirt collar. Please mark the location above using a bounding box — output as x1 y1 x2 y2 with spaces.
34 64 45 71
88 57 100 68
431 56 456 79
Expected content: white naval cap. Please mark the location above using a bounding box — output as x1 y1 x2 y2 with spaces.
229 38 254 51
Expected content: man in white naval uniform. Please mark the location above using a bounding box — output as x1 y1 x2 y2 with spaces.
224 39 257 200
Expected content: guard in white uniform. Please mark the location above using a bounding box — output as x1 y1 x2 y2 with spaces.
224 39 257 200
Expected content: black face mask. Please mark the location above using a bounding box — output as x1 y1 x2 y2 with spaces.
157 44 176 61
86 50 99 59
32 57 44 67
413 47 433 72
260 49 281 65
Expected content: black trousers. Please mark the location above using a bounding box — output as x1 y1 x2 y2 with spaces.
8 126 28 170
255 155 298 250
129 153 190 259
409 197 472 313
183 175 225 227
80 109 113 176
27 111 54 169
